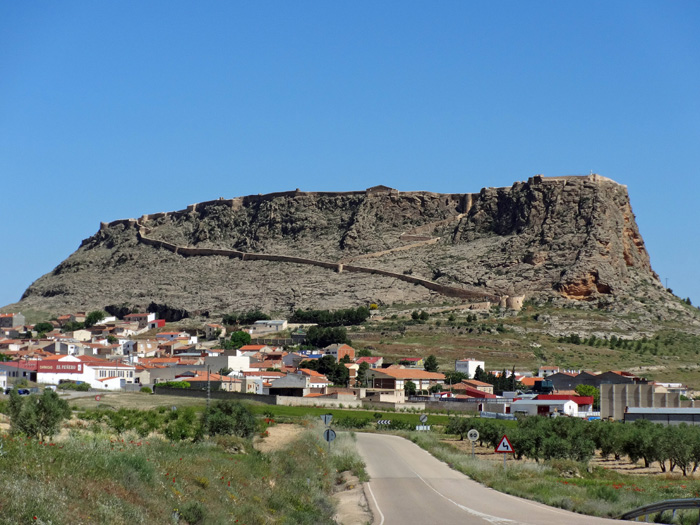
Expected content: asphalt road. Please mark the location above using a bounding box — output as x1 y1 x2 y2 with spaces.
355 433 622 525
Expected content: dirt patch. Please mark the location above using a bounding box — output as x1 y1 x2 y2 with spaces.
334 472 373 525
254 424 305 453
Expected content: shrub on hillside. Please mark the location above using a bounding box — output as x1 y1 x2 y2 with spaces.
8 389 71 440
204 400 256 438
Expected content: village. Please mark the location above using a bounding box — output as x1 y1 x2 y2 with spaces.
0 310 697 425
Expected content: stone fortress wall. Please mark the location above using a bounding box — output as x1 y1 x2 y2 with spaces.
96 176 617 310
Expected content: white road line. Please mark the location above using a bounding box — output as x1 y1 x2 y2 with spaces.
365 482 385 525
408 465 516 525
384 437 515 524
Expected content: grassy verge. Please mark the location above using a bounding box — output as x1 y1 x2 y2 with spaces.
403 431 700 524
0 421 364 525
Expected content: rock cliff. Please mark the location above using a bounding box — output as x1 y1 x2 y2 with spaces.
12 175 671 317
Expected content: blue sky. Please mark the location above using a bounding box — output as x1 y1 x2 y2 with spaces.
1 1 699 308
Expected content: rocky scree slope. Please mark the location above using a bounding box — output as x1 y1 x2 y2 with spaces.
12 176 681 320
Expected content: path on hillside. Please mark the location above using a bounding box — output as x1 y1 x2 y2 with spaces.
339 212 466 263
356 433 620 525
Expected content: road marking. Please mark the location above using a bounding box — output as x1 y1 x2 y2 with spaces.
365 482 385 525
408 466 515 524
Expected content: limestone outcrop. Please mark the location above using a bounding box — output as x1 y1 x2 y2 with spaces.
12 175 671 317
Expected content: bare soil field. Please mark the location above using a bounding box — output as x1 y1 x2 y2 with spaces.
254 423 305 453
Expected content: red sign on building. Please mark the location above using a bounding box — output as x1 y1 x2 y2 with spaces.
37 361 83 374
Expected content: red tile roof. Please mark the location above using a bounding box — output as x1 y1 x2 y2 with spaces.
372 369 445 380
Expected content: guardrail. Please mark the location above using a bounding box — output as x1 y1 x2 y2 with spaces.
619 498 700 522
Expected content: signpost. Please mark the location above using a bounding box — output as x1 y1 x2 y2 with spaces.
495 435 515 470
323 428 337 446
321 414 334 452
467 429 479 458
377 419 391 426
415 414 430 431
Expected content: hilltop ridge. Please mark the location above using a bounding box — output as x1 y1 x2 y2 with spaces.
9 174 682 322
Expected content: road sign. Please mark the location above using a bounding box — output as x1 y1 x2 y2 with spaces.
94 395 101 401
415 425 431 431
467 429 479 442
323 428 337 443
419 414 428 424
320 414 333 426
377 420 391 425
495 435 514 453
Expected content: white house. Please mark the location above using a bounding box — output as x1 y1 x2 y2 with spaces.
510 399 578 417
252 320 288 332
36 355 136 390
455 358 485 379
156 331 197 344
124 312 156 329
205 350 252 376
538 365 561 378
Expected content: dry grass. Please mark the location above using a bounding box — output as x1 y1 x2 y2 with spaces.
67 392 207 411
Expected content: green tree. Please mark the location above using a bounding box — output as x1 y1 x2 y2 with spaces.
34 322 54 334
575 384 600 410
227 331 252 349
623 419 662 468
473 365 487 382
443 370 468 385
107 335 118 344
404 380 417 397
305 326 349 347
61 321 84 333
356 362 369 386
85 310 107 328
9 389 71 440
424 355 439 373
446 417 471 441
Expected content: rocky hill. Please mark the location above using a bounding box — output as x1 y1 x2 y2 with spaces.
9 174 687 322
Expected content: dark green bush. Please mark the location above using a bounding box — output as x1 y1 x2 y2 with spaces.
157 381 191 389
335 417 371 429
179 501 206 524
204 400 256 438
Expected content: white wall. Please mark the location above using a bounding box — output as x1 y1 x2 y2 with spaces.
455 360 484 378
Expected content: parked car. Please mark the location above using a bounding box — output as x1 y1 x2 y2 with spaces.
17 388 30 396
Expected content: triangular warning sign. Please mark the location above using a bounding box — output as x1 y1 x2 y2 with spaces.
495 435 514 453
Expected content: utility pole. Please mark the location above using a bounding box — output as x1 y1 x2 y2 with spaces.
206 365 211 413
